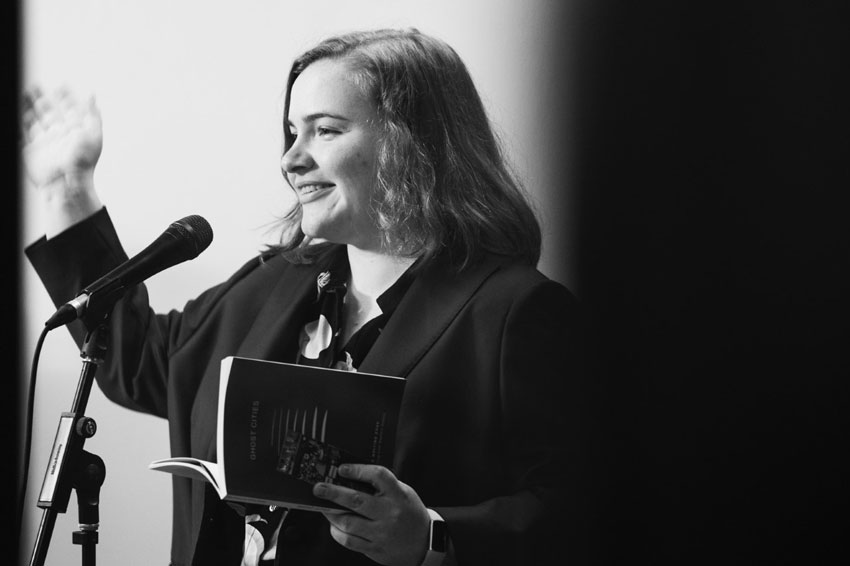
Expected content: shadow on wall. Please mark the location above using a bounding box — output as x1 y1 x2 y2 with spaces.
564 1 848 564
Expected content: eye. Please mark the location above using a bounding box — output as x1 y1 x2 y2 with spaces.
317 126 339 137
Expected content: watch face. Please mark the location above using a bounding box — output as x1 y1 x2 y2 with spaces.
430 519 448 553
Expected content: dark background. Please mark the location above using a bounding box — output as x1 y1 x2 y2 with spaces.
565 2 848 564
5 0 22 561
6 2 847 564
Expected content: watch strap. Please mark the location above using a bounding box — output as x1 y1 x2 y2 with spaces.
421 508 448 565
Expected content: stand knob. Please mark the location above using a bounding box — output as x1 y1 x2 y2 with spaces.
76 417 97 438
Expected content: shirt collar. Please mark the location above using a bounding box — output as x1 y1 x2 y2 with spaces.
376 261 417 318
315 245 417 317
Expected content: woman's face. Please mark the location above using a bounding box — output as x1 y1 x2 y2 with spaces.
281 58 382 250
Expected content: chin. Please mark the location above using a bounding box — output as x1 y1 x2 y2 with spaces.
301 221 337 244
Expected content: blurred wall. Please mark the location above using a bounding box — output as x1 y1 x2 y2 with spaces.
16 2 574 565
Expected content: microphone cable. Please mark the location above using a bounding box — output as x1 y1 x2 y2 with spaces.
17 324 50 549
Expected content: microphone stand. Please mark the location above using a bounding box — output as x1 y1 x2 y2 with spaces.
30 318 109 566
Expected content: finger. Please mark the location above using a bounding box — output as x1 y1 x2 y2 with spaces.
313 481 379 518
54 90 87 128
32 88 77 127
21 90 36 115
81 94 103 127
58 90 101 130
20 88 47 140
32 91 55 122
338 464 400 496
21 88 41 143
327 522 372 554
21 107 39 142
23 86 75 145
29 96 69 144
21 109 49 144
324 511 373 541
21 85 43 113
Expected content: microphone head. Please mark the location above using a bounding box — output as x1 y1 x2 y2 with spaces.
169 215 214 258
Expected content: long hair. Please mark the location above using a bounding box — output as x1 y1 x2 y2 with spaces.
275 28 542 270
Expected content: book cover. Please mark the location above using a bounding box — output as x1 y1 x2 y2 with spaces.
150 356 405 512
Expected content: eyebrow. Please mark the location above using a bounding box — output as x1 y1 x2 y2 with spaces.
286 112 350 128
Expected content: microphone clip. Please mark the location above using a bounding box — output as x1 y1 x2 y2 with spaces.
44 286 127 331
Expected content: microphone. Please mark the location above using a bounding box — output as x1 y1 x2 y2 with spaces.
45 215 214 330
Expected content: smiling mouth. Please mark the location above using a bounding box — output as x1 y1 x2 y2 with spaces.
297 183 334 203
299 183 334 195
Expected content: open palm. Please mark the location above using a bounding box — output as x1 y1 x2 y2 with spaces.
22 89 103 189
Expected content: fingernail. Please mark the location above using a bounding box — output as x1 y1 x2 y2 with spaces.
338 464 350 475
313 483 327 496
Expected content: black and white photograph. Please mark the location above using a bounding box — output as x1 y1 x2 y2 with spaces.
9 1 847 565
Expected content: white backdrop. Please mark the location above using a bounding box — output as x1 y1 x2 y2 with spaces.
18 1 574 564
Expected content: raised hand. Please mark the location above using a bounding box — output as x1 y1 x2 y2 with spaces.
21 87 103 191
21 87 105 236
313 464 431 566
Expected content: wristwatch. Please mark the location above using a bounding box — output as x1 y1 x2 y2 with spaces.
421 508 448 565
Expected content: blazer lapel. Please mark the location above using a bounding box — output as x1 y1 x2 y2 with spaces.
358 257 501 378
192 255 323 466
234 254 335 362
228 248 501 378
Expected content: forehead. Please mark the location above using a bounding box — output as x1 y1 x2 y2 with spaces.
288 59 376 124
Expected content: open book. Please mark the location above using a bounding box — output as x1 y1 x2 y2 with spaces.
150 356 405 512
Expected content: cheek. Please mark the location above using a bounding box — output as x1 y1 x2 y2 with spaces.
337 149 377 192
347 146 376 173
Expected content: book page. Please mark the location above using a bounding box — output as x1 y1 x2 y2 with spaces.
149 458 224 496
216 356 234 495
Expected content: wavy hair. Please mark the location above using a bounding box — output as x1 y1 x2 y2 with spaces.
274 28 541 270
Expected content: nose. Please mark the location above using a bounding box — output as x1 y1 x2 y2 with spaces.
280 137 313 175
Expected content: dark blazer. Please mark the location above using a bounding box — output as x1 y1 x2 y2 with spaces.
27 208 583 566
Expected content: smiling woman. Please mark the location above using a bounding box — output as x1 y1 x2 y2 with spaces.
23 27 582 566
276 29 542 271
282 58 384 251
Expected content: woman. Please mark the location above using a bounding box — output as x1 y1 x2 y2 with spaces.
24 28 581 566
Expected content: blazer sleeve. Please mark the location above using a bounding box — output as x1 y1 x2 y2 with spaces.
25 208 257 419
434 277 589 565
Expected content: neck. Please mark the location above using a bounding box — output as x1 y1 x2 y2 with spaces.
339 246 414 345
345 245 415 300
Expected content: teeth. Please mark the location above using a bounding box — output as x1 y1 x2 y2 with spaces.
301 184 327 194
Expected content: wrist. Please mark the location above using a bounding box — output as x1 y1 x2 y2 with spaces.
39 169 103 239
419 508 448 566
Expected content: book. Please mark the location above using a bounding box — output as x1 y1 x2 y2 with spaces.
149 355 405 512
